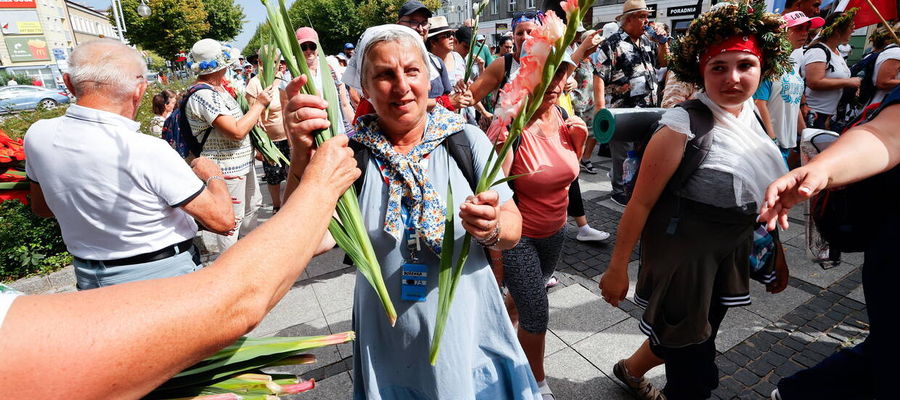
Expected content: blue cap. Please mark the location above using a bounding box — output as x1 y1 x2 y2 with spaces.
344 42 355 49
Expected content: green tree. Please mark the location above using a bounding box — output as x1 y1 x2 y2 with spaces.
204 0 245 42
244 22 272 57
112 0 245 59
287 0 364 54
244 0 442 56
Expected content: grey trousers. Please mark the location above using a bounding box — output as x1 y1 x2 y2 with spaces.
610 140 634 196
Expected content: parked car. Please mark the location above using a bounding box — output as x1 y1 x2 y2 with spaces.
0 85 71 114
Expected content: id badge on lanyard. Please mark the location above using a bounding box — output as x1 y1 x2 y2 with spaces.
400 204 428 302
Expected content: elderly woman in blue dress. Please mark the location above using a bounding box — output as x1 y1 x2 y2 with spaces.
281 24 541 400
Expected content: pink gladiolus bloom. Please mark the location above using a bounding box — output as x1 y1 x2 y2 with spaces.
560 0 578 17
541 12 566 43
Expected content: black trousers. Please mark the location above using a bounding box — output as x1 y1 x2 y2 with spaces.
567 178 584 218
649 301 729 400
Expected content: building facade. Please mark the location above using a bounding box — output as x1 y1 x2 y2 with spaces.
0 0 113 87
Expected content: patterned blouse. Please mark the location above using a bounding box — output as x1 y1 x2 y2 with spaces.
593 30 660 108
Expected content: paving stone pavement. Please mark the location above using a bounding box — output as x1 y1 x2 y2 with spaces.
13 159 867 399
245 157 869 399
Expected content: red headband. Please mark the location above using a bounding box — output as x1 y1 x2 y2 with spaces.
700 35 763 70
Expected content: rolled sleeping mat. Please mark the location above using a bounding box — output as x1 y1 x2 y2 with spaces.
592 108 667 144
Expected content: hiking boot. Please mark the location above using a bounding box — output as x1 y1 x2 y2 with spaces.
580 160 598 174
613 359 666 400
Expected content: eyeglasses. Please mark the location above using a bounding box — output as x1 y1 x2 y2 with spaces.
435 32 454 40
398 19 430 29
300 42 317 52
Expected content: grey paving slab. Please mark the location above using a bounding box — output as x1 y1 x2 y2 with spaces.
262 317 345 378
284 371 353 400
306 249 352 279
848 285 865 303
782 244 854 289
576 172 612 202
715 307 770 352
249 283 323 337
746 281 813 323
309 268 356 316
545 329 568 357
571 319 667 391
548 284 630 346
324 307 354 360
598 198 626 213
545 347 630 400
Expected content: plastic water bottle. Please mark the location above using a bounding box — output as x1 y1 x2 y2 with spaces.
623 150 639 196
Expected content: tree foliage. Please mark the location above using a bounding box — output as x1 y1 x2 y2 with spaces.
244 0 442 56
113 0 245 59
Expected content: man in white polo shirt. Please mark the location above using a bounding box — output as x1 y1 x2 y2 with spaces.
24 39 236 289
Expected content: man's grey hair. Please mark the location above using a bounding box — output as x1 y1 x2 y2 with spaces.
68 39 148 98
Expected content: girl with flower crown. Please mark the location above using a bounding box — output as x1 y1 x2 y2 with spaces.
599 3 792 398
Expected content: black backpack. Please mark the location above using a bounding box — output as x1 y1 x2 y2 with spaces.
810 85 900 254
162 83 214 158
853 44 897 107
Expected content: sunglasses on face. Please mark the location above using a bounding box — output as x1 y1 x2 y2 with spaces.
301 42 317 52
436 32 453 40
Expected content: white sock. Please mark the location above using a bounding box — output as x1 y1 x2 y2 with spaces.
578 224 595 235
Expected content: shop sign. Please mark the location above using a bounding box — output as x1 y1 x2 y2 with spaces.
666 5 698 17
0 0 36 8
5 36 50 62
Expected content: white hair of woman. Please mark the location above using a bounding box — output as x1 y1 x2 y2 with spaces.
67 39 148 98
342 24 438 93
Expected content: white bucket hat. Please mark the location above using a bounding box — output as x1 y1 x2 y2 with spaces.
188 39 238 75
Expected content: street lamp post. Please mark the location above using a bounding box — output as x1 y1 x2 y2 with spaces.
111 0 152 42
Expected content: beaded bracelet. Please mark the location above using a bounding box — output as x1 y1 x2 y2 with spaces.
477 223 502 248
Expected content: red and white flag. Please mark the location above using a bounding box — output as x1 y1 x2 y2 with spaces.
834 0 898 28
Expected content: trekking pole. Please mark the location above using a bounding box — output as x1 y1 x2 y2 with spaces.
865 0 900 45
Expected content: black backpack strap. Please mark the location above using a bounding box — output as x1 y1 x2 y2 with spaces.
491 54 516 110
444 131 478 193
180 83 215 157
667 99 715 192
803 43 833 76
349 139 368 195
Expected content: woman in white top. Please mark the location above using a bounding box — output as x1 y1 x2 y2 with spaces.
800 10 861 129
869 22 900 105
425 16 466 87
149 89 176 138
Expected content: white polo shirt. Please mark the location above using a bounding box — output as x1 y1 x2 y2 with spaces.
0 284 21 330
25 105 203 260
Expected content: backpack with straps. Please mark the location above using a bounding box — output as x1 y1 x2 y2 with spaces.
854 44 898 107
810 85 900 254
162 83 215 158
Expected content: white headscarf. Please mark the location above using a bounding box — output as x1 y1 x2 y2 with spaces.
342 24 439 93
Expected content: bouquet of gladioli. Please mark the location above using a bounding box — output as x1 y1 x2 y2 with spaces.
261 0 397 326
431 0 595 364
147 332 354 399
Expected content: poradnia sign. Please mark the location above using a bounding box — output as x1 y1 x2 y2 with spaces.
666 5 698 17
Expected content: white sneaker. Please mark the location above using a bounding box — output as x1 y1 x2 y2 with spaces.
576 226 611 242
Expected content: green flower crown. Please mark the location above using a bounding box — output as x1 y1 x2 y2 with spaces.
870 21 900 48
667 1 792 88
818 8 858 42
